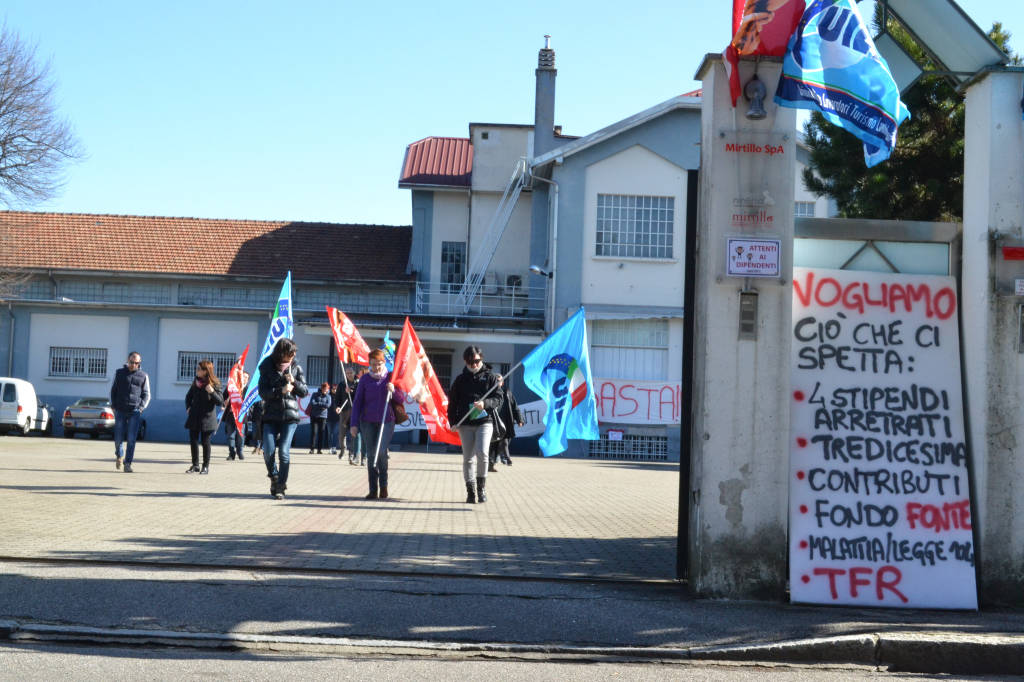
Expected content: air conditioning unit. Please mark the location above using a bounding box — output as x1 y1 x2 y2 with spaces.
481 272 500 295
505 274 522 295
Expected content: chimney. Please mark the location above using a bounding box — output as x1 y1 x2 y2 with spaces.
534 35 556 157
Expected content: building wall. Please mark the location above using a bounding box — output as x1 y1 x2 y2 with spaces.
469 125 531 192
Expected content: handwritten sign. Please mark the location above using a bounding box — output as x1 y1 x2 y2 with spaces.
727 237 781 277
790 267 976 610
594 378 681 425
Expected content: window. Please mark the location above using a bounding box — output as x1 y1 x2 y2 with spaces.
306 354 331 388
794 201 816 218
177 351 236 382
2 383 16 401
49 347 108 378
588 433 668 461
428 351 453 390
596 194 674 259
440 242 466 293
591 319 669 380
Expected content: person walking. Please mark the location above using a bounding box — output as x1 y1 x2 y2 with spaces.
448 346 502 503
307 382 331 454
488 376 523 472
185 360 225 474
350 349 405 500
258 338 308 500
110 351 150 473
224 371 248 461
327 383 342 455
249 400 264 458
347 367 366 465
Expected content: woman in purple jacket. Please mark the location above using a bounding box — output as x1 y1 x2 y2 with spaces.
350 349 406 500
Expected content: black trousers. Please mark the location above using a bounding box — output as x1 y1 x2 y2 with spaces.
189 429 214 467
489 437 512 465
310 417 327 452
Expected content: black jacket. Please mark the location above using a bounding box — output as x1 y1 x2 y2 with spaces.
494 384 523 439
110 365 150 412
257 356 309 423
185 382 225 432
447 365 501 426
328 383 351 424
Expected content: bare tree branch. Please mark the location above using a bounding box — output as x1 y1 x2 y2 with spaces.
0 24 82 207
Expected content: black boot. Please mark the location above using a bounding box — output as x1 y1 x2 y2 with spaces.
465 481 476 504
476 477 487 503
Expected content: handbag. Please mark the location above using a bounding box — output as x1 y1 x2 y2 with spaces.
392 399 408 424
490 410 507 442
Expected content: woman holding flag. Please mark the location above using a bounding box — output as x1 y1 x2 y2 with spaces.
350 349 405 500
448 346 502 504
258 338 308 500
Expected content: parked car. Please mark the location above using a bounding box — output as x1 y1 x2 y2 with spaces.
62 398 147 440
0 377 43 435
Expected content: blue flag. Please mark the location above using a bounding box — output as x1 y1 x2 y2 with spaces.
380 330 395 372
237 272 293 422
522 308 599 456
775 0 910 167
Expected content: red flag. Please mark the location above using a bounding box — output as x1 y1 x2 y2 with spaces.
391 318 461 446
326 306 370 366
226 344 250 434
724 0 805 107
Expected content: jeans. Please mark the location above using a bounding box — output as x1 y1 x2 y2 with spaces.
309 417 327 451
114 410 142 465
327 420 340 450
347 429 364 462
262 421 298 488
458 423 493 482
225 417 244 457
359 420 395 494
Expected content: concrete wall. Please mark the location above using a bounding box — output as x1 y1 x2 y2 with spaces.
962 69 1024 604
689 56 795 599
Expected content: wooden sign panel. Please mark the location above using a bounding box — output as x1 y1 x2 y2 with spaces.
790 267 977 609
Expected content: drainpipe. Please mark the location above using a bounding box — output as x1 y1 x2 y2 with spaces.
7 303 14 376
530 174 559 332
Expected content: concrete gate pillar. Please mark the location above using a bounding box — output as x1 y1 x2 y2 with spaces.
689 55 796 598
962 68 1024 603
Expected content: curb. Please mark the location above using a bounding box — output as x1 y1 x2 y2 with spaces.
2 621 1023 674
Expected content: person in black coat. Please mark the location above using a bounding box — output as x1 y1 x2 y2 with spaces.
185 359 225 474
488 377 523 471
258 338 308 500
448 346 502 503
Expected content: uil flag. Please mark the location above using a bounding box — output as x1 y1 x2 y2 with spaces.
238 272 293 422
775 0 910 166
326 306 370 366
522 308 599 456
391 318 461 446
380 330 396 372
225 345 250 433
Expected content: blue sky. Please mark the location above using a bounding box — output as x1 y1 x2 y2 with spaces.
3 1 1021 226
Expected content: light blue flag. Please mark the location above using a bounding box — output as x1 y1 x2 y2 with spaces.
521 308 599 456
380 330 395 372
237 272 293 422
775 0 910 167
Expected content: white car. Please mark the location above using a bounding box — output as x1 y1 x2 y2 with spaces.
0 377 48 435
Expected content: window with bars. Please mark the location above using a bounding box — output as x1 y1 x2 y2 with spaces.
591 319 669 381
58 280 172 305
794 201 816 218
48 347 108 378
596 194 674 259
306 355 332 388
428 351 453 391
177 351 236 382
588 434 668 461
440 242 466 293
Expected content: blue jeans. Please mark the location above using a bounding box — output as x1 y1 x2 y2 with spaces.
327 420 340 450
225 417 244 457
359 421 394 494
347 429 364 462
114 410 142 465
262 421 298 488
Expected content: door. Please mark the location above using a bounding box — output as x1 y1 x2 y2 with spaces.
0 382 16 425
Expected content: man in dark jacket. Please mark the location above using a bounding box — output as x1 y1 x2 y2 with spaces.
488 379 523 471
110 351 150 472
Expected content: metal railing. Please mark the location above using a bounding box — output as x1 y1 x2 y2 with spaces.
415 280 545 319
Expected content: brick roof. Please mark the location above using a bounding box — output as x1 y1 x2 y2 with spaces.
399 137 472 187
0 211 413 281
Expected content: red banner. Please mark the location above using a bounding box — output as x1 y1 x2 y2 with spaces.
326 306 370 366
391 318 461 445
226 344 250 434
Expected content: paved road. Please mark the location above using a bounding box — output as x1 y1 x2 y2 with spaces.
1 436 680 581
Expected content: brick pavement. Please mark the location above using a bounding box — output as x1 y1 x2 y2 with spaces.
0 436 679 581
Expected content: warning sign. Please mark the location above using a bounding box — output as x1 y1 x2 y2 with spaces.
727 237 781 277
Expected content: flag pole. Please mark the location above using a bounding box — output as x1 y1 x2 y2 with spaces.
372 386 393 469
452 360 524 429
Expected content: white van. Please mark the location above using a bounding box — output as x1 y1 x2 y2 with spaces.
0 377 43 435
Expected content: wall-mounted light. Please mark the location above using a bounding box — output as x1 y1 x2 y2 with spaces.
744 74 767 120
529 264 553 279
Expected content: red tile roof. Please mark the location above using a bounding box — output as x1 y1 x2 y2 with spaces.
0 211 413 282
681 88 703 98
399 137 472 187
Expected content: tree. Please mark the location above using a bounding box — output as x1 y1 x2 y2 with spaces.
0 25 82 207
801 17 1018 222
